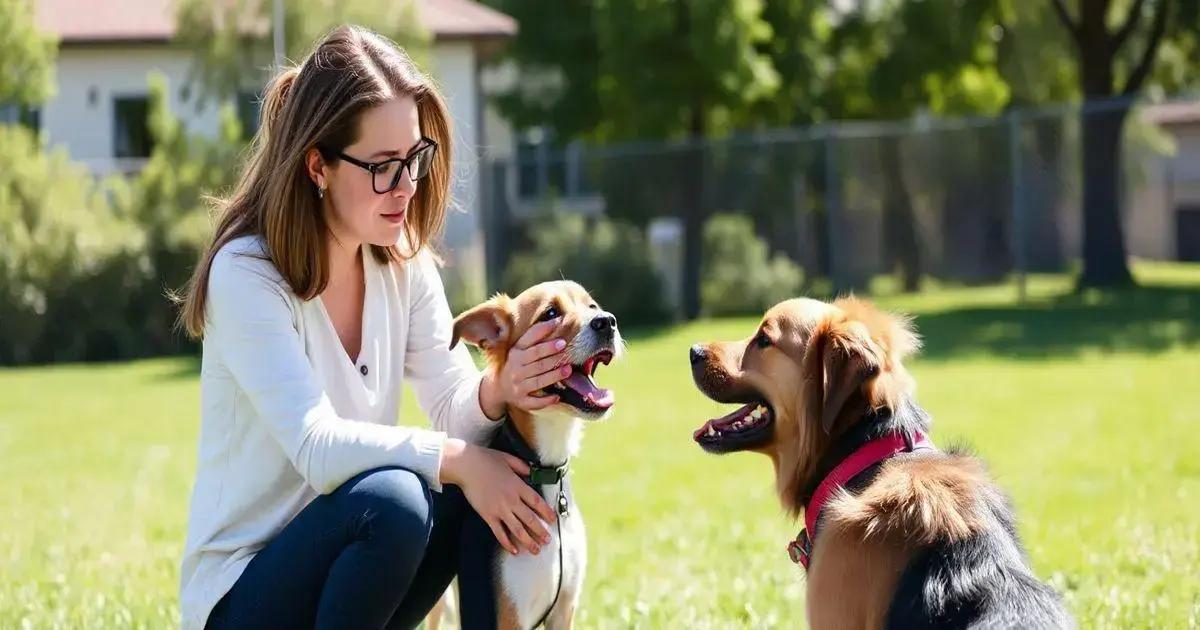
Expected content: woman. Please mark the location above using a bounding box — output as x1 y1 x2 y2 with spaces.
176 25 571 629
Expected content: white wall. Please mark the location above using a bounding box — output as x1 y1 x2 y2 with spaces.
427 40 488 300
428 43 481 246
43 45 226 175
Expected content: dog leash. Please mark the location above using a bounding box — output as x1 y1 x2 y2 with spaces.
531 477 568 629
499 421 571 629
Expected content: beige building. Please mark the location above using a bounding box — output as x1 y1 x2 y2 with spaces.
1134 101 1200 261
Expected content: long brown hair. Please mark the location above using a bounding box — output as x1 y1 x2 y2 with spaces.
175 25 453 338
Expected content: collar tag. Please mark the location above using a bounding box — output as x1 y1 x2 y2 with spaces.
787 529 812 568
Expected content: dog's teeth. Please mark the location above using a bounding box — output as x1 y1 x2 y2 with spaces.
750 409 761 420
757 405 767 414
707 425 716 437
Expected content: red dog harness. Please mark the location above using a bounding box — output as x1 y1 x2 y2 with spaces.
788 430 935 570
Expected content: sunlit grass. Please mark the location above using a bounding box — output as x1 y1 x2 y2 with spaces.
2 262 1198 627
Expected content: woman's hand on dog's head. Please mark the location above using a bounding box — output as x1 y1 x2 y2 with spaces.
479 317 570 419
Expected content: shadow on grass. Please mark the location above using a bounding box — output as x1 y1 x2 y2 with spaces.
914 285 1200 360
150 353 201 381
623 282 1200 361
150 281 1200 381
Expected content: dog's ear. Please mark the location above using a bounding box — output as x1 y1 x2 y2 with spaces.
450 295 513 351
804 319 882 435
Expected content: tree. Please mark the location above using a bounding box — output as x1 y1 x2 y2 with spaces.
602 0 778 319
812 0 1010 291
485 0 603 141
0 2 152 364
486 0 777 320
0 0 57 106
996 3 1079 272
1049 0 1200 287
111 73 245 352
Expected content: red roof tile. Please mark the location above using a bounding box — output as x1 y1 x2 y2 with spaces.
35 0 515 44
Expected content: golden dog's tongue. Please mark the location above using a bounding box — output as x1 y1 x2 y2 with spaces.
563 369 614 409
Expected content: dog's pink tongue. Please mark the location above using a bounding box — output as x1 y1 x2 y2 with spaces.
564 370 614 409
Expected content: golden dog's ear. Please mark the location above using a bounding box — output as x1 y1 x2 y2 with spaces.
450 295 513 351
804 319 882 435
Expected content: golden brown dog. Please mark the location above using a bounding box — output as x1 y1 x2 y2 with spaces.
446 280 621 630
689 297 1071 629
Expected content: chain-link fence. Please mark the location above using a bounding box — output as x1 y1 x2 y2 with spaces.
480 98 1200 319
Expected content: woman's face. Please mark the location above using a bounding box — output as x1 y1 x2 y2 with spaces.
308 96 429 249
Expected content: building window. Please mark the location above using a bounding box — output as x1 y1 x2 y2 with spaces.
0 103 40 132
237 90 261 139
113 96 153 158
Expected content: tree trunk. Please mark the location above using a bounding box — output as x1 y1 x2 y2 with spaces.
880 135 921 291
1072 0 1136 288
1078 103 1134 287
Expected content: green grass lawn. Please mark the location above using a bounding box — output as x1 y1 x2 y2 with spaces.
2 263 1199 628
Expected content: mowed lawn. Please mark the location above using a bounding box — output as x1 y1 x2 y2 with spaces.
2 264 1198 628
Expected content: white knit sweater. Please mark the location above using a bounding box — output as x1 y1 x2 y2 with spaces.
179 235 498 629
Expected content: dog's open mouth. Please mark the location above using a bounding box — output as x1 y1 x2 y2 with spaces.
544 350 614 414
693 400 774 453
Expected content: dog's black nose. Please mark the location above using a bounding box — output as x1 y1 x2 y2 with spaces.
689 344 707 366
590 312 617 333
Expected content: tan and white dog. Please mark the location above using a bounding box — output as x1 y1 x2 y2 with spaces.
441 280 622 630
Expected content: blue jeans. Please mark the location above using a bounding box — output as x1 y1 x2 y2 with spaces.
205 467 468 629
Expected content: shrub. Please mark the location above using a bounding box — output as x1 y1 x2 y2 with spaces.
701 213 802 316
0 125 147 364
0 73 243 364
502 212 672 326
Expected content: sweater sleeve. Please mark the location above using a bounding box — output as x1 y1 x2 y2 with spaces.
205 246 449 493
402 250 500 447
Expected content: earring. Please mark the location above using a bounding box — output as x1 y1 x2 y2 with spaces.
317 185 326 199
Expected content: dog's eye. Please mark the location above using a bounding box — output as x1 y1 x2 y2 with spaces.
539 306 560 322
589 304 598 310
755 332 772 349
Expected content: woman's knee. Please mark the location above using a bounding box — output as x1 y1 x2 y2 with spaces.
342 467 433 554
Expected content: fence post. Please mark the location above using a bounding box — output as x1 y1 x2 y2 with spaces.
1008 111 1028 304
824 125 845 295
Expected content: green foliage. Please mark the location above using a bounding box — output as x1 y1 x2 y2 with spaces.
997 2 1078 106
0 0 57 106
174 0 431 103
820 0 1012 119
484 0 602 140
591 0 779 140
486 0 778 142
0 126 147 364
109 72 244 353
750 0 830 126
0 73 243 365
701 213 802 317
502 213 672 326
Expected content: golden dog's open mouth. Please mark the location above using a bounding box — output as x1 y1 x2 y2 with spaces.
543 350 614 414
693 400 774 453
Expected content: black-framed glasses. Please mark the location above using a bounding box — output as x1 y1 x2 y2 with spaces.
322 137 438 194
